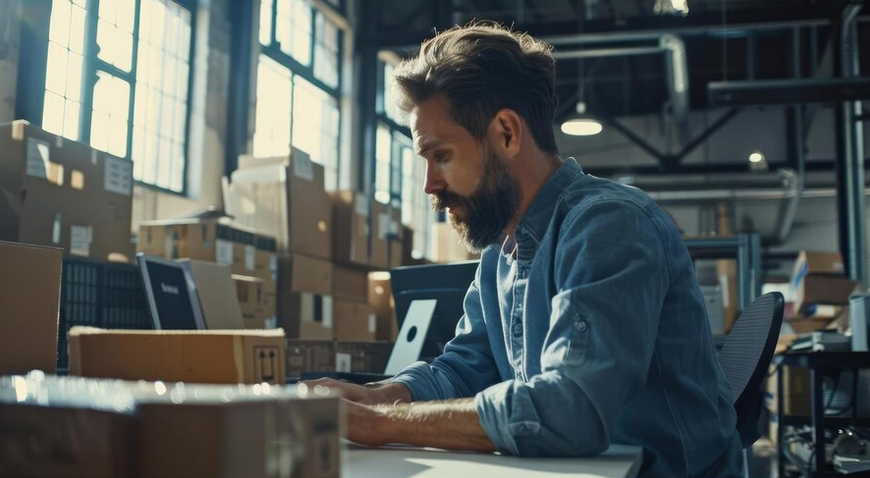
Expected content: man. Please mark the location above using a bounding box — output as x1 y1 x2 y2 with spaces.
311 23 743 477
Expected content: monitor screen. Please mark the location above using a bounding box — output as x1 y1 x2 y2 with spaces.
138 255 203 330
390 260 479 361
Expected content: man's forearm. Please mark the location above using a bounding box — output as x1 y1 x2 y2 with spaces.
350 398 495 452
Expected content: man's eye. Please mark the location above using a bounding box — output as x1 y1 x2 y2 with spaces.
434 151 449 163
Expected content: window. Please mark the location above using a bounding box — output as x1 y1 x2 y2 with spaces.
42 0 194 194
255 0 342 190
376 59 435 259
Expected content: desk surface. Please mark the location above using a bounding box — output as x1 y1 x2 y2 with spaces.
345 444 643 478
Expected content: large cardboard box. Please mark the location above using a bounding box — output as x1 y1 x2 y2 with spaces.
371 201 403 269
68 327 287 384
0 121 134 262
286 339 336 377
766 365 811 416
138 218 266 277
793 250 846 277
333 300 377 341
335 341 393 374
135 382 342 478
183 260 245 330
791 250 858 315
0 240 62 374
333 265 369 302
277 253 334 338
368 272 398 342
331 190 370 266
234 274 277 329
226 149 332 260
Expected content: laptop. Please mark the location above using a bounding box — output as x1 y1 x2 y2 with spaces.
137 253 206 330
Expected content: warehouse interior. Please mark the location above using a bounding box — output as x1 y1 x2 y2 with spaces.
0 0 869 477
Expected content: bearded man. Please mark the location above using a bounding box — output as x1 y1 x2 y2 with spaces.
308 23 744 478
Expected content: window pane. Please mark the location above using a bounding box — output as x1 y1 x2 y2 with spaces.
259 0 273 45
42 91 65 137
253 54 292 157
276 0 311 65
69 4 86 54
49 0 71 47
375 124 391 204
45 42 68 95
91 72 130 156
66 52 83 102
291 76 339 188
313 12 339 88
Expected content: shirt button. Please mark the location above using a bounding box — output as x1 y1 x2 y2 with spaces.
575 320 588 332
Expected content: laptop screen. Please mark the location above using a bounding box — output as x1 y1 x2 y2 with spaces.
138 256 202 330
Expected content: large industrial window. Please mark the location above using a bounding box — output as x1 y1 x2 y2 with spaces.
254 0 342 190
42 0 195 194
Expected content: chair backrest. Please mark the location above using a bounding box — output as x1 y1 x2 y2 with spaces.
717 292 784 448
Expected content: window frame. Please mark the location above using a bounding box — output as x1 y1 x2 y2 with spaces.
256 0 344 190
35 0 197 196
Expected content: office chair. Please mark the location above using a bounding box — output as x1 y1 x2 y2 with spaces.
717 292 784 475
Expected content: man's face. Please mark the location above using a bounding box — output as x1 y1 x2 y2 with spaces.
411 96 521 252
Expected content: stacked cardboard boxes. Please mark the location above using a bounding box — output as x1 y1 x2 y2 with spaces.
0 121 134 262
368 271 398 342
137 218 278 328
333 266 377 341
791 251 859 319
430 222 479 263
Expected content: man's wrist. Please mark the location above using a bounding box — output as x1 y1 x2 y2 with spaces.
365 382 412 404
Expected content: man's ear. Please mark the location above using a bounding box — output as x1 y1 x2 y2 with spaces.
489 109 523 158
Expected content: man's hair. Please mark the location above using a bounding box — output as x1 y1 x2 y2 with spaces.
392 22 560 154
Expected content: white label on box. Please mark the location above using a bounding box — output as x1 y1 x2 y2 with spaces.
292 149 314 181
70 225 92 257
336 353 351 373
245 244 256 270
369 314 377 333
26 137 50 179
378 213 390 240
216 239 233 265
269 254 278 281
104 156 133 196
301 293 314 322
355 193 370 218
52 213 62 244
322 296 333 328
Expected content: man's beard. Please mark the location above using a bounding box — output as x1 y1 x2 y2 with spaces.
431 147 521 253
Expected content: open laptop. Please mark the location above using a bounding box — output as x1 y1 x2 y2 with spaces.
137 253 206 330
297 260 479 383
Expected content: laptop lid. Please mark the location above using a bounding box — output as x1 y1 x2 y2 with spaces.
137 253 206 330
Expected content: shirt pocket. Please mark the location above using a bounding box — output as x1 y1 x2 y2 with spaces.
546 289 591 366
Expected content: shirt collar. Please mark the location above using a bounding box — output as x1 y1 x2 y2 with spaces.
515 158 584 246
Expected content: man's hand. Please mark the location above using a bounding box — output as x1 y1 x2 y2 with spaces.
299 378 412 405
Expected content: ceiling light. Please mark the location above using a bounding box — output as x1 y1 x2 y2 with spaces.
749 151 765 163
561 119 603 136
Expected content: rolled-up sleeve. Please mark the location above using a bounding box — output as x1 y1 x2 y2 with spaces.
391 264 502 402
475 199 670 456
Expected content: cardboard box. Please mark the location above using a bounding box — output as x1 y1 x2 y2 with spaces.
793 275 859 316
184 260 245 330
286 339 336 377
234 274 277 329
226 149 333 260
431 222 478 263
0 240 62 374
371 201 403 269
792 250 846 277
255 234 278 281
280 293 334 340
333 299 377 341
335 341 393 374
138 218 265 277
0 121 134 262
368 272 397 342
68 327 287 384
331 190 370 266
135 382 341 478
333 265 369 302
277 253 333 338
766 365 811 416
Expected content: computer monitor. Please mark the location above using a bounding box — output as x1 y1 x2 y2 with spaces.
137 253 206 330
390 260 479 361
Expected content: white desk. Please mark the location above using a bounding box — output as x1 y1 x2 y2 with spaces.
345 444 643 478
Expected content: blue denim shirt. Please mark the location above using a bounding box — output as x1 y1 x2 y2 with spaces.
391 158 743 478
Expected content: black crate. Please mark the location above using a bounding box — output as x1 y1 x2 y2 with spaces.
57 257 151 370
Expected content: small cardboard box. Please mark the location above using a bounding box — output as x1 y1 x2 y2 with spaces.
792 250 846 278
0 121 134 262
286 339 336 377
226 149 332 260
335 341 394 374
234 274 277 329
331 190 370 267
184 260 245 330
333 265 369 302
280 293 334 340
0 240 62 374
368 272 397 342
371 201 403 269
138 218 265 277
333 299 377 341
793 275 859 316
68 327 287 384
